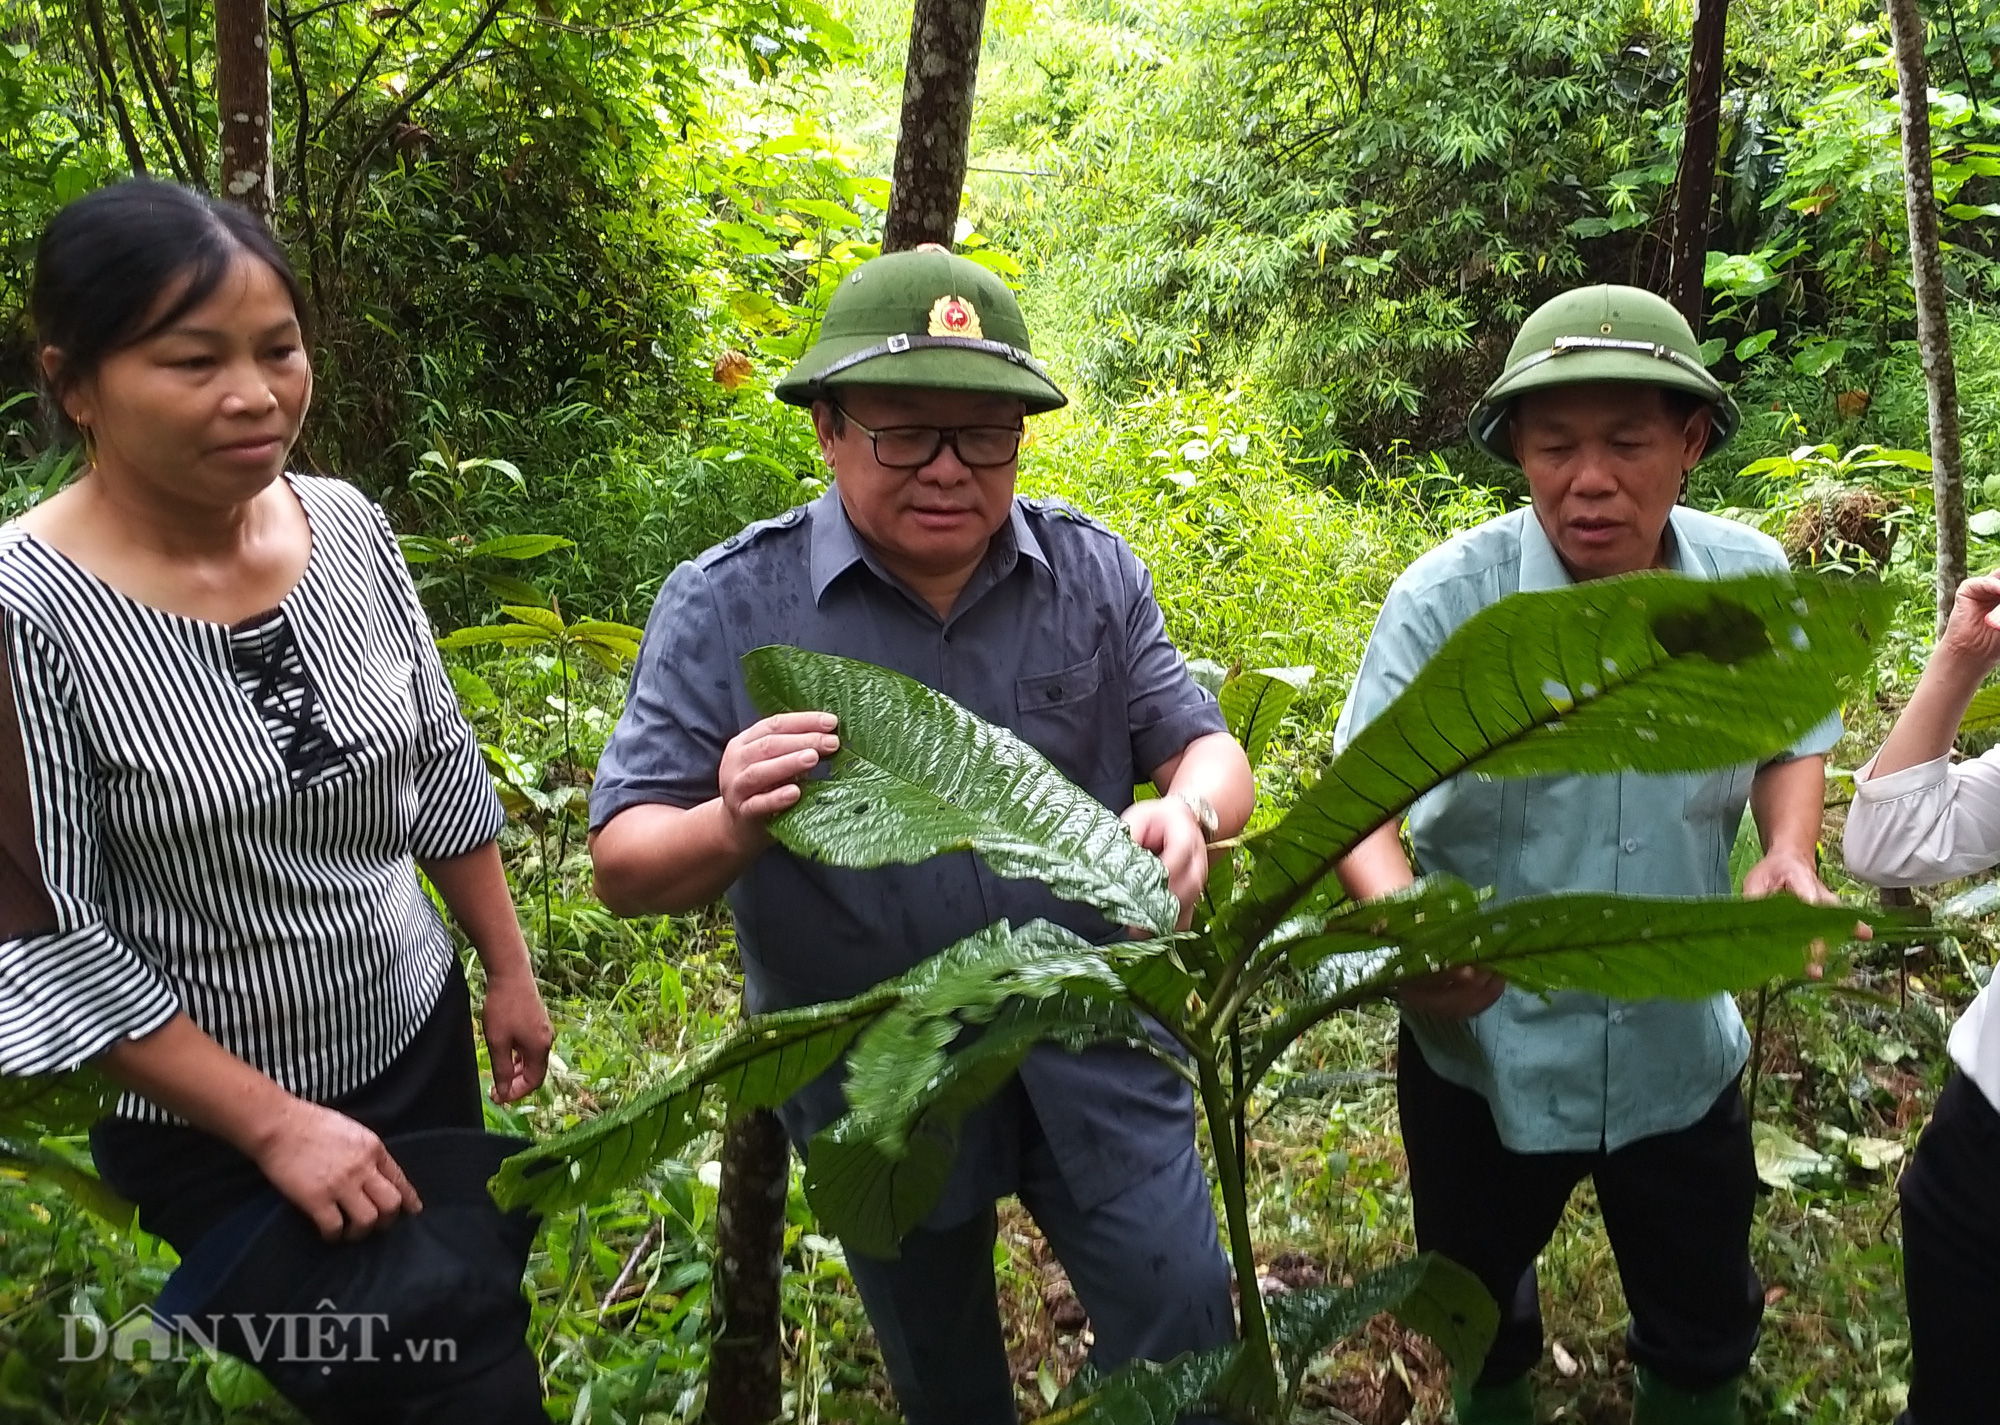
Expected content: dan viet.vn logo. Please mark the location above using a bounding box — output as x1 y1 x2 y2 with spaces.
61 1302 457 1368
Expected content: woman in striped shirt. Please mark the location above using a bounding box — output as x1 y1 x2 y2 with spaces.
3 180 552 1416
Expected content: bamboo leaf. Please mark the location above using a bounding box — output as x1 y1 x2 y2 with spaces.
743 646 1178 934
1961 685 2000 734
1221 573 1892 950
490 990 899 1216
469 533 575 561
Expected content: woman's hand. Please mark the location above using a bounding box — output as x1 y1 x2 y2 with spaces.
249 1098 422 1242
1939 574 2000 677
482 968 553 1105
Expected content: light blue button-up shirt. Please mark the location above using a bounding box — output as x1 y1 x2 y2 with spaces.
1333 505 1840 1153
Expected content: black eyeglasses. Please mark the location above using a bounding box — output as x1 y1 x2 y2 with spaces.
836 408 1024 469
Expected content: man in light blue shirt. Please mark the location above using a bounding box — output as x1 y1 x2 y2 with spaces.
1334 287 1842 1425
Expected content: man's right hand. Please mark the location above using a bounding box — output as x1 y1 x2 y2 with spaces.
1397 965 1506 1019
717 712 842 851
250 1098 422 1242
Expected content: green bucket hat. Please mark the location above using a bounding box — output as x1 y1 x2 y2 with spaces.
774 247 1068 414
1467 284 1740 466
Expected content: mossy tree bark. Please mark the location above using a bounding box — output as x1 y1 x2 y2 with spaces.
1887 0 1969 635
706 1108 790 1425
216 0 273 219
883 0 989 251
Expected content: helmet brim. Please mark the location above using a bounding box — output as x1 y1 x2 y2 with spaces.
774 335 1069 414
1467 347 1741 466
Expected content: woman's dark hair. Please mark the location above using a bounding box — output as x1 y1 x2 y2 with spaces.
30 178 311 443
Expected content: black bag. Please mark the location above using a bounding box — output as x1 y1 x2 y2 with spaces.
153 1128 542 1417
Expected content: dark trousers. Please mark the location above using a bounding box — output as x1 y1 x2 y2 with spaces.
1899 1071 2000 1425
1398 1025 1763 1391
91 961 545 1425
837 1083 1235 1425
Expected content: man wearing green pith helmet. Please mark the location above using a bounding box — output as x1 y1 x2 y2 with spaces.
1333 287 1844 1425
590 247 1254 1423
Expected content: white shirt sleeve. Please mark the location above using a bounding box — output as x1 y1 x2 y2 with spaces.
1844 747 2000 887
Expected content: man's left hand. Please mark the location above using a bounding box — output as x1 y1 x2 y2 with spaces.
1122 797 1209 930
1741 849 1869 979
1741 849 1838 905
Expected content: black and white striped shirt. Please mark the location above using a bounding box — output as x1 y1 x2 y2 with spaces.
0 474 504 1121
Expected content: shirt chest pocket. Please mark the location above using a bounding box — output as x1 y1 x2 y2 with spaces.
1014 651 1118 782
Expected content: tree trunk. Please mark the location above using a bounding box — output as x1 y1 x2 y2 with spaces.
215 0 273 220
882 0 989 251
706 1109 790 1425
1887 0 1969 635
1668 0 1730 330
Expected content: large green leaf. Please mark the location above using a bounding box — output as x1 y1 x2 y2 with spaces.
744 646 1178 934
808 991 1149 1257
809 921 1159 1256
1220 572 1892 950
1249 877 1893 1080
489 989 898 1216
839 920 1134 1146
1268 1253 1496 1387
1219 667 1312 768
1037 1342 1241 1425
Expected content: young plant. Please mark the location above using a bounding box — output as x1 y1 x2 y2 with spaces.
492 570 1909 1421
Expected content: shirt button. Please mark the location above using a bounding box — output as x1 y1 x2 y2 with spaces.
1622 838 1638 853
1610 1009 1626 1024
1046 686 1063 701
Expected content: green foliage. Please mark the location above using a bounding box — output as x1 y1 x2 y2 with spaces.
743 644 1181 936
1224 571 1891 949
512 570 1908 1417
492 986 895 1218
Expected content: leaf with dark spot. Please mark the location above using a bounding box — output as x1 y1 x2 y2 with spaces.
1650 600 1773 665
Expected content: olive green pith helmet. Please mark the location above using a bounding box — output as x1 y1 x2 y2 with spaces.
1466 284 1741 466
774 248 1068 414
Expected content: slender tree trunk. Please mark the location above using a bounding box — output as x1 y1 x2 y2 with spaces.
1887 0 1969 635
882 0 989 251
216 0 273 219
1668 0 1730 330
81 0 149 176
706 1109 789 1425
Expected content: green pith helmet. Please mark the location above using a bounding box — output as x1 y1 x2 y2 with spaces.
774 247 1068 414
1466 284 1740 466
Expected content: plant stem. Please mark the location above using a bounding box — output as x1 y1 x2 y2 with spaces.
1194 1051 1278 1411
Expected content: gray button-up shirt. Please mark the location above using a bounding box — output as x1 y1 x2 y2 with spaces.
593 488 1226 1216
